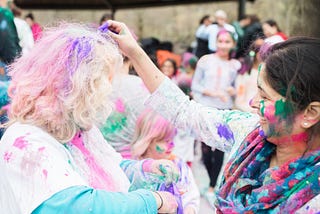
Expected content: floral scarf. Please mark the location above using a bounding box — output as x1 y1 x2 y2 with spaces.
216 128 320 213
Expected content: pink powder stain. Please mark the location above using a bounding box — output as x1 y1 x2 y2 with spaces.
71 133 116 191
3 151 12 162
13 136 29 150
115 98 125 113
38 147 46 152
42 169 48 178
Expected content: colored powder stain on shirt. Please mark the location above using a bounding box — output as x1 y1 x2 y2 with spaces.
156 145 165 153
42 169 48 178
38 147 46 152
13 136 29 150
217 124 234 140
115 98 126 113
3 151 12 162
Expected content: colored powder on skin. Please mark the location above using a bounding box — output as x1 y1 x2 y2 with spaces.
156 145 165 153
258 63 263 73
260 100 265 117
274 99 294 120
259 128 265 138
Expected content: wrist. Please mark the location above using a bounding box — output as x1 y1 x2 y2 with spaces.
152 191 163 211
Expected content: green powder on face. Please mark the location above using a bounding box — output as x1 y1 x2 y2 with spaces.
155 145 165 153
274 99 294 120
260 100 265 117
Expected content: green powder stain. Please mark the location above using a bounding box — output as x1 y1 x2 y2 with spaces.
258 63 263 73
156 145 165 153
159 164 167 174
274 99 294 120
260 100 265 117
100 111 127 139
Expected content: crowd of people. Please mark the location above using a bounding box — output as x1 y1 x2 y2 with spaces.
1 1 319 213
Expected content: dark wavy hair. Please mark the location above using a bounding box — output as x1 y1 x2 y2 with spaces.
261 37 320 137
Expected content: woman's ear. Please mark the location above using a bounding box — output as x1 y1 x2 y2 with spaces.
301 102 320 128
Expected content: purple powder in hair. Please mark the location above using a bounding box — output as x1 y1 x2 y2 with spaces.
67 38 93 76
98 22 118 34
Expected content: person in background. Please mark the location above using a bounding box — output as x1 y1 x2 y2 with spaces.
100 56 150 157
191 29 240 206
99 13 112 26
194 15 212 58
25 12 42 41
207 10 237 53
234 38 264 112
160 58 179 83
131 108 200 214
0 23 179 214
10 3 34 55
0 0 21 137
235 14 263 58
108 20 320 213
263 19 288 44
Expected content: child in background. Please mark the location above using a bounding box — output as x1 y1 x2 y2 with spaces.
131 108 200 214
191 29 240 204
234 38 264 112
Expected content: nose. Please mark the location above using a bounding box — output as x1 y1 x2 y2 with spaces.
250 93 260 110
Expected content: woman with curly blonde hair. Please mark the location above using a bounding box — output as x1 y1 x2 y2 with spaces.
0 23 178 214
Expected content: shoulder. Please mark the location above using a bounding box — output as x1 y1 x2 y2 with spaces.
229 59 241 71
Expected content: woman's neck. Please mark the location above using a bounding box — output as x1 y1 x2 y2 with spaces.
270 133 320 167
216 52 229 60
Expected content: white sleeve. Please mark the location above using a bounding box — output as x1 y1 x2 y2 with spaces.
146 78 259 153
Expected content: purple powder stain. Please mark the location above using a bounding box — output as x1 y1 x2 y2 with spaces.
217 124 233 140
98 22 109 33
3 151 12 162
13 136 29 150
259 128 266 138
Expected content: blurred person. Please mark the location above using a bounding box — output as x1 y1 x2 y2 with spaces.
234 38 264 112
194 15 212 58
25 12 42 41
191 30 240 206
0 0 21 67
131 108 200 214
236 14 264 58
100 13 112 26
207 10 237 53
160 58 179 83
0 23 179 214
263 19 288 44
100 56 150 157
0 0 21 137
10 3 34 55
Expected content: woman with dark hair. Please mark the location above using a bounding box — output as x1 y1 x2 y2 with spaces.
263 19 288 44
160 58 178 80
108 20 320 212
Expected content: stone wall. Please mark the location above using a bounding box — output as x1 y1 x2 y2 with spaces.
22 0 320 53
